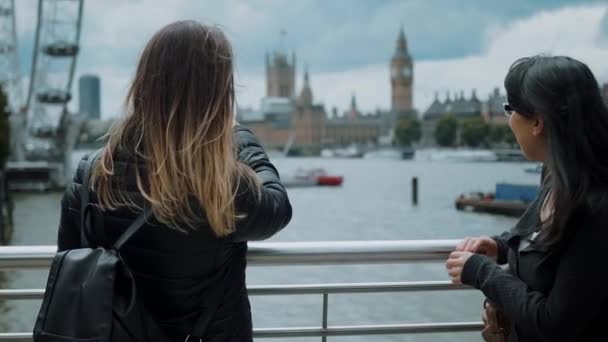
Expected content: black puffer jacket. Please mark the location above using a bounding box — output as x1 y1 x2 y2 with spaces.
57 126 292 342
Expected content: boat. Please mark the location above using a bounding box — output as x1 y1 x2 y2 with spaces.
363 148 415 160
494 149 527 162
317 174 343 186
321 145 363 158
282 168 343 188
415 149 497 162
524 165 543 174
401 148 415 160
455 183 539 217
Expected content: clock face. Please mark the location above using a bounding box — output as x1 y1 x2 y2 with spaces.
391 66 400 78
392 65 412 78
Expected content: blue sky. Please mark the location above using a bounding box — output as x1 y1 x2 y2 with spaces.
13 0 608 117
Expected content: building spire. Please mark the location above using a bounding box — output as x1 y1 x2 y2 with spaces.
266 29 296 98
298 64 313 107
348 92 360 119
396 25 407 53
279 28 287 54
303 64 309 85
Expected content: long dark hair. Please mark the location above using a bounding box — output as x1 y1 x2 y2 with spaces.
505 55 608 248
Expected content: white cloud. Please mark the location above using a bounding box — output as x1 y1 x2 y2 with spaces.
97 3 608 118
15 0 37 36
15 1 608 119
306 4 608 116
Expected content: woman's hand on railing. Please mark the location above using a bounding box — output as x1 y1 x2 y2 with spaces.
455 236 498 262
445 251 473 284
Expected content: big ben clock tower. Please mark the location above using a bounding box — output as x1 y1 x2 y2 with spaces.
391 27 413 112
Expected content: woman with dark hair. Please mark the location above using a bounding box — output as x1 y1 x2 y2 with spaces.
57 21 292 341
446 55 608 341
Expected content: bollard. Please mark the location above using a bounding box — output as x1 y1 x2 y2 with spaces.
0 170 4 244
412 177 418 206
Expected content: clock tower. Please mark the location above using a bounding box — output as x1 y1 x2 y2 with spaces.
391 27 413 112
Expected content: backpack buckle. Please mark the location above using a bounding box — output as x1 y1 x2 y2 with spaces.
184 335 202 342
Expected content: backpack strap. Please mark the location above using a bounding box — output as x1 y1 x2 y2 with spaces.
185 288 223 341
79 148 150 251
112 205 152 251
186 268 231 341
80 148 104 247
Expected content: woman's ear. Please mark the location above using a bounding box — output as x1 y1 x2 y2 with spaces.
532 116 544 137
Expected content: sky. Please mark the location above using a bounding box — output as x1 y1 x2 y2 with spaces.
12 0 608 119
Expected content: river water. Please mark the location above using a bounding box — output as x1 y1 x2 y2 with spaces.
0 152 540 341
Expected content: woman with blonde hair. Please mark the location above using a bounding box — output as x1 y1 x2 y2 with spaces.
57 21 292 341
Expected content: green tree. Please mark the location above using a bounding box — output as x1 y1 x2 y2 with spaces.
460 117 490 147
394 117 422 146
504 127 517 146
434 114 458 147
0 85 10 168
488 125 506 144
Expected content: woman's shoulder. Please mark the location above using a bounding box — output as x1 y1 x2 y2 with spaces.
511 185 549 234
73 149 105 184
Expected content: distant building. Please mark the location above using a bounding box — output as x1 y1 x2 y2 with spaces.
482 88 508 125
77 118 114 148
324 93 383 146
78 75 101 119
391 26 414 114
420 88 506 147
266 49 296 98
243 28 414 153
245 97 294 149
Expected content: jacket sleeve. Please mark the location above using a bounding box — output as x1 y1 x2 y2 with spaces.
57 155 89 251
492 231 511 265
230 126 292 242
461 213 608 341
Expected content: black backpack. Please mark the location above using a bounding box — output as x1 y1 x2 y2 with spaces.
33 150 215 342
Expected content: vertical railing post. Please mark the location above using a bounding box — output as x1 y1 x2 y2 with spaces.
322 292 329 342
411 177 418 206
0 170 5 244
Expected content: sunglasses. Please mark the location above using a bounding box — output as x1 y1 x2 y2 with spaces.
503 103 514 116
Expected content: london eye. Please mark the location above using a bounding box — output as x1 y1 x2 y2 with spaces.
1 0 84 163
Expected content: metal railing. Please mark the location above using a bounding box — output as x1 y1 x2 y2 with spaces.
0 240 483 341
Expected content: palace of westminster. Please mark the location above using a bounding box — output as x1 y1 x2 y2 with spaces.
239 28 416 153
238 28 519 152
80 29 608 150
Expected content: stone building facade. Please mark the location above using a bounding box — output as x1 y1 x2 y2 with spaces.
243 28 414 153
420 88 508 147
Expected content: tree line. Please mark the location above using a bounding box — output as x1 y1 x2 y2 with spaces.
394 114 516 148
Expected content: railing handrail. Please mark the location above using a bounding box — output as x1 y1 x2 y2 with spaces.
0 240 483 340
0 281 471 300
0 239 461 269
0 322 487 341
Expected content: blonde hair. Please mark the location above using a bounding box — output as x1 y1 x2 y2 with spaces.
92 21 258 236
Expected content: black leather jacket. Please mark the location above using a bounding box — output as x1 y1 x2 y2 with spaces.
462 185 608 342
57 126 292 341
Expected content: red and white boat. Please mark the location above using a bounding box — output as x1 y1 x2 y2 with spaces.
283 168 343 188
